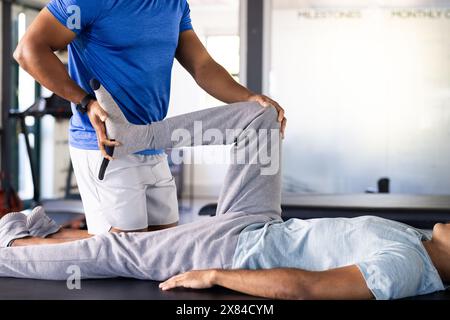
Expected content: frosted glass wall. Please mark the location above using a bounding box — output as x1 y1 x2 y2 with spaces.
270 0 450 194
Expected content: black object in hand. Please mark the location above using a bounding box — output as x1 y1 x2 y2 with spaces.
98 140 115 181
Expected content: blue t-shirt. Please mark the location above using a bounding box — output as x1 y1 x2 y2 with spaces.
233 216 445 300
47 0 193 155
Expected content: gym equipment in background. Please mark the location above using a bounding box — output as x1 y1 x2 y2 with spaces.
9 94 84 222
0 173 22 217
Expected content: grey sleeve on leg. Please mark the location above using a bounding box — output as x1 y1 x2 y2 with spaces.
150 102 269 149
94 82 267 156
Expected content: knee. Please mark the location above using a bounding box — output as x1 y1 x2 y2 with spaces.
238 101 280 130
260 105 281 130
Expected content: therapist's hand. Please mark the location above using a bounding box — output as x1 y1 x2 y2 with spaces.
246 94 287 138
87 100 119 161
159 270 217 291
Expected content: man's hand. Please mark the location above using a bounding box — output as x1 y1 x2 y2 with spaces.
247 94 287 138
86 100 119 160
159 270 217 291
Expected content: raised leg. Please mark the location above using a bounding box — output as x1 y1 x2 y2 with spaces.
0 102 282 280
95 82 283 216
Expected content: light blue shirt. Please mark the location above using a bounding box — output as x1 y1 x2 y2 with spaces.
233 216 445 300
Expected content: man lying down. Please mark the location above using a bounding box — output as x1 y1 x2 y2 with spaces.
0 84 448 300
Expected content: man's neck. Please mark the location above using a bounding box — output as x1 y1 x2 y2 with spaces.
423 240 449 283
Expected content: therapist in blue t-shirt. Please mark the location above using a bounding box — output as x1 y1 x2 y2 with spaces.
14 0 286 238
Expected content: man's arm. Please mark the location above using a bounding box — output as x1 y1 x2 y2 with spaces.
14 9 83 102
160 266 373 300
175 30 287 136
14 8 118 159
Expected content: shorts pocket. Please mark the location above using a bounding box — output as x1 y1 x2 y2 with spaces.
151 156 174 184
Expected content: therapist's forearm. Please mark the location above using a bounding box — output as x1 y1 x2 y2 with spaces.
14 43 86 104
194 59 254 104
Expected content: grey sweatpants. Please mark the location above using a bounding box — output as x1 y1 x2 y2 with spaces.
0 102 282 281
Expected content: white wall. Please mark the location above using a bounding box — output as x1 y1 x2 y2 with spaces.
40 116 72 199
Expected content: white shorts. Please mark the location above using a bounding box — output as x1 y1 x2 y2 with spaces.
70 147 179 235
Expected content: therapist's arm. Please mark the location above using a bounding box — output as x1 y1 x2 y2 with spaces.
14 8 117 159
175 30 287 136
14 9 82 102
160 266 373 300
